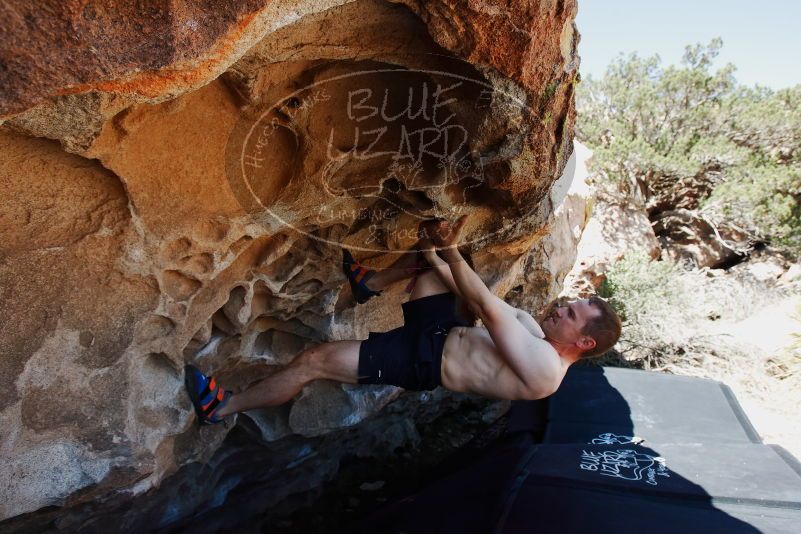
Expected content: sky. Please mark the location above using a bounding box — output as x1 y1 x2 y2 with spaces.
576 0 801 89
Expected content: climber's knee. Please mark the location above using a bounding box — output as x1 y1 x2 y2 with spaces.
296 345 330 377
296 341 360 383
409 269 449 301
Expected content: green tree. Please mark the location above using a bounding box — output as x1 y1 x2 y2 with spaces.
578 39 801 257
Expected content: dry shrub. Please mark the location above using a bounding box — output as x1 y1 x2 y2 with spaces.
766 300 801 385
599 251 793 381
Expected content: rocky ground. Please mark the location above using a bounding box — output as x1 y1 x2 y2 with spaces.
244 396 509 533
706 293 801 460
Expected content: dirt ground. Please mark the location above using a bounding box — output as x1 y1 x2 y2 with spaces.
704 294 801 459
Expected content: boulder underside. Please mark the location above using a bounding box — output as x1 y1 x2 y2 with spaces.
0 0 581 528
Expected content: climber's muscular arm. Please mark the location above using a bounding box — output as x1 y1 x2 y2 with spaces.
422 243 543 339
511 307 545 339
441 245 557 395
432 217 559 395
421 245 462 297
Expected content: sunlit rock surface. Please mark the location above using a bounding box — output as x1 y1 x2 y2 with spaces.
652 209 752 269
0 0 582 527
559 142 662 296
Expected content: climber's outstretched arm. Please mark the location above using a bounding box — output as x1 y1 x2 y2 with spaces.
420 242 462 297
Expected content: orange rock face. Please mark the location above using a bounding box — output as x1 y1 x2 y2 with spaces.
0 0 272 117
0 0 581 522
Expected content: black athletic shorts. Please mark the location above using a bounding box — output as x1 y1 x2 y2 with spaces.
358 292 469 390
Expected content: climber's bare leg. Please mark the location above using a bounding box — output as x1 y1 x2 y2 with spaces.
215 340 361 416
219 253 458 416
361 239 461 300
361 247 425 291
351 217 460 293
409 267 453 301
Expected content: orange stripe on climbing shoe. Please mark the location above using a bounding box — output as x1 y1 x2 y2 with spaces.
354 268 368 283
208 378 216 391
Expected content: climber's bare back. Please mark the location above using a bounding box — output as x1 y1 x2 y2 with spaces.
440 322 566 401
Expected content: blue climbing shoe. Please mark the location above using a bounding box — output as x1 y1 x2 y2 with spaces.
184 364 232 425
342 248 381 304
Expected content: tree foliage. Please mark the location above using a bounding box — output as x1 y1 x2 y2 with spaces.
577 39 801 257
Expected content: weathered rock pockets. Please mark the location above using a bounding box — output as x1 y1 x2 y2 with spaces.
0 0 583 522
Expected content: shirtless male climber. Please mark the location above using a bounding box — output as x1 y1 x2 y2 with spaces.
185 215 622 425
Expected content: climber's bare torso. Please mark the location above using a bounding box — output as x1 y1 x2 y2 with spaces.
440 307 567 401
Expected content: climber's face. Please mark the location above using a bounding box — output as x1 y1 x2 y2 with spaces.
540 299 598 352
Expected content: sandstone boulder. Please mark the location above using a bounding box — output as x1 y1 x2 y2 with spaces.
506 140 594 310
0 0 581 525
652 209 752 269
562 188 661 297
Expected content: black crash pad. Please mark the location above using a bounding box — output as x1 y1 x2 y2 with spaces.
351 366 801 534
544 366 761 445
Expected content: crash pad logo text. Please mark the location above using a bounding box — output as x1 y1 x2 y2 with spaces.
579 448 671 486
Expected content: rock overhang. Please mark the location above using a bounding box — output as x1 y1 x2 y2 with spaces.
0 0 583 526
